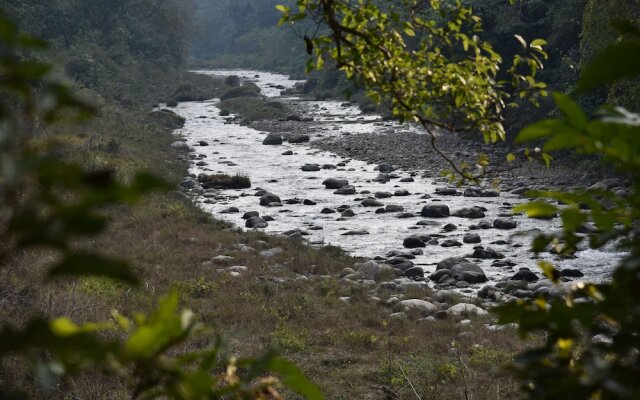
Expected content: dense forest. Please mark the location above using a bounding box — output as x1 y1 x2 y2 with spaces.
1 0 640 399
194 0 639 131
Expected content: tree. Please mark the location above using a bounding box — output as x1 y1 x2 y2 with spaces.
278 1 640 398
278 0 548 182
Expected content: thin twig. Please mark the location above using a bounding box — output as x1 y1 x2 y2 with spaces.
396 362 422 400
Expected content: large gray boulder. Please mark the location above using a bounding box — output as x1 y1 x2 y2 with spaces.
355 260 393 280
399 299 437 314
262 133 283 145
436 257 467 270
259 193 281 206
450 262 487 283
245 216 268 228
453 207 485 219
421 204 450 218
323 178 349 189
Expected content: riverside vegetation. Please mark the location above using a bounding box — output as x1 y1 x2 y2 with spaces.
1 1 639 400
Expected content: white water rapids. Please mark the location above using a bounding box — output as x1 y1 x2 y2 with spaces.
170 69 623 287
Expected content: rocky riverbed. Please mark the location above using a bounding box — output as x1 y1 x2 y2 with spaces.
167 69 626 312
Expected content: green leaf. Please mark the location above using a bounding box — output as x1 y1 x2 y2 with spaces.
538 261 560 283
516 119 564 143
267 357 324 400
553 92 588 129
48 252 139 285
577 41 640 92
513 202 558 219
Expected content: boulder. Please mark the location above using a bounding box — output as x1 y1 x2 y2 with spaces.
301 163 321 171
453 207 485 219
403 267 425 280
399 299 437 314
323 178 349 189
443 223 457 232
436 257 467 270
170 141 190 150
403 236 425 248
341 209 355 217
335 186 356 195
385 205 404 213
242 211 260 219
288 134 310 143
262 133 283 145
375 191 392 198
259 193 281 206
372 174 391 183
470 247 505 259
450 262 487 283
362 198 384 207
463 233 482 244
511 268 539 282
245 216 268 228
378 163 395 172
421 204 450 218
356 260 393 280
493 218 517 229
441 240 463 247
446 303 488 316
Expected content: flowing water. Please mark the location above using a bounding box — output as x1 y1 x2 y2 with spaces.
171 69 623 286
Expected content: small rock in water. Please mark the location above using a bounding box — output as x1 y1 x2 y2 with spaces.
334 185 356 195
511 267 539 282
394 189 410 196
493 218 517 229
242 211 260 219
301 163 320 171
220 207 239 214
362 198 384 207
453 207 485 219
385 204 404 213
342 229 369 236
443 223 457 232
463 233 481 243
321 208 336 214
375 191 392 198
323 178 349 189
441 239 463 247
470 247 505 259
403 236 425 248
303 199 316 205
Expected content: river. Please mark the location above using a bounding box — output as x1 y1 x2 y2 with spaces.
170 69 623 288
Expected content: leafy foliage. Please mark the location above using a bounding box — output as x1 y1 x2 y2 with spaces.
495 22 640 400
0 12 321 400
278 0 548 182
